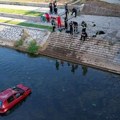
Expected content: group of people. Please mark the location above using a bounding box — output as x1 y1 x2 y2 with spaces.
64 4 78 35
49 0 58 14
64 20 88 41
68 21 78 35
65 4 78 19
47 2 79 33
48 2 87 41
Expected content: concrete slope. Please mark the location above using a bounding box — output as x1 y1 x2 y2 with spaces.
81 1 120 17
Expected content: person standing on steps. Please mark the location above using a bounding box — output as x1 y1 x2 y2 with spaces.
80 30 88 41
69 21 73 35
51 18 56 32
65 3 69 19
81 21 87 32
73 21 78 34
64 17 68 30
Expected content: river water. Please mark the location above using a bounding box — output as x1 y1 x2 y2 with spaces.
0 47 120 120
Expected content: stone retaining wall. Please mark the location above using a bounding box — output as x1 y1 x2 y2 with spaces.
0 23 50 47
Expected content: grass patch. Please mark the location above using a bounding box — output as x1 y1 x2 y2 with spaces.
27 40 39 54
14 39 24 47
0 19 52 31
0 8 43 17
18 22 52 31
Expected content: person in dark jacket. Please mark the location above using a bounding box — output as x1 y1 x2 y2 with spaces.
53 0 57 14
81 21 87 33
64 17 68 30
51 18 56 32
54 6 58 14
65 4 69 19
69 21 73 35
71 7 77 17
73 21 78 33
81 21 87 29
80 31 88 41
49 2 53 14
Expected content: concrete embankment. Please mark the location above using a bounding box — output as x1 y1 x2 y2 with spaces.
81 1 120 17
0 21 120 74
0 24 120 74
0 23 50 48
0 1 120 74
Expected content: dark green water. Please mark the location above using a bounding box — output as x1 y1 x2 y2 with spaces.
0 47 120 120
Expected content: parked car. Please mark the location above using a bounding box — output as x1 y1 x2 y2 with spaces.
0 84 31 114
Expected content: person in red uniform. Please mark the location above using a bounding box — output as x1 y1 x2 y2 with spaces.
45 13 50 22
57 15 62 28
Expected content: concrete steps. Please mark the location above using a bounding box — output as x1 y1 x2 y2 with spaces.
46 32 120 64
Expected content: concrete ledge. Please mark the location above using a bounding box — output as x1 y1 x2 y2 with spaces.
40 49 120 75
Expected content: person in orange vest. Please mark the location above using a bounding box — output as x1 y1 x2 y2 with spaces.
57 15 62 28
